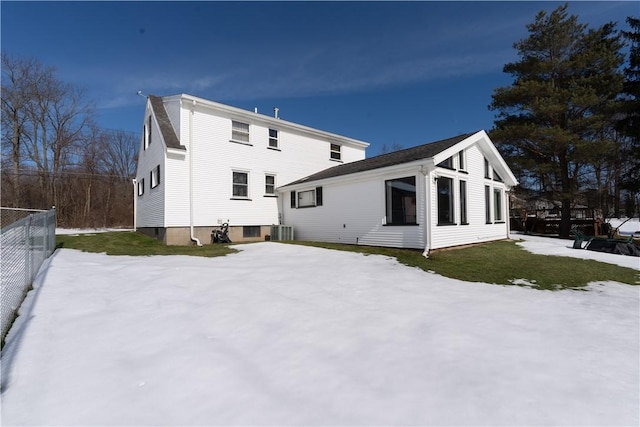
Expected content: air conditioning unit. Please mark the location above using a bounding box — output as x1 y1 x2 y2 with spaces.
270 225 294 241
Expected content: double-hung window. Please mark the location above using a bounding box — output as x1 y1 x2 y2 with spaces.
231 121 250 143
150 165 160 189
437 177 455 225
385 176 417 225
330 144 341 161
265 174 276 196
268 129 279 149
232 171 249 198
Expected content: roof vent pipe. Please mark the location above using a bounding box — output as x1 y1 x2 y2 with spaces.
254 107 258 113
274 107 279 119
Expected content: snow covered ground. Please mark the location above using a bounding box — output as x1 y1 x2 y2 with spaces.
1 236 638 426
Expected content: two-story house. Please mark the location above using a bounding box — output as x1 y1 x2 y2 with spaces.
135 94 369 245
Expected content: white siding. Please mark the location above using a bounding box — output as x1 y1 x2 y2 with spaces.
185 104 367 227
135 94 369 235
429 144 510 250
135 110 166 228
284 170 426 249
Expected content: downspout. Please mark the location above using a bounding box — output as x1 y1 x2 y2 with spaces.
420 165 431 258
132 178 137 231
189 99 202 246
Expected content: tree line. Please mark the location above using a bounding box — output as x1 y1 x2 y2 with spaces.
490 5 639 238
1 53 138 228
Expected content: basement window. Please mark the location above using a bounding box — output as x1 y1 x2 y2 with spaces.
243 226 261 238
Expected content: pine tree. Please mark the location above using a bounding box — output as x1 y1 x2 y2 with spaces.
489 4 625 237
618 17 640 197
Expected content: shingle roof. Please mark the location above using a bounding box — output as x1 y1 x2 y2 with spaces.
149 95 185 151
281 132 476 187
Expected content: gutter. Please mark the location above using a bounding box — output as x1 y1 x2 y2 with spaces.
188 99 202 246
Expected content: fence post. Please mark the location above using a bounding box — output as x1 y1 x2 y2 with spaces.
24 215 31 288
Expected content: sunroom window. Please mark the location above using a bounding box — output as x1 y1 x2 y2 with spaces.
385 176 417 225
437 177 455 225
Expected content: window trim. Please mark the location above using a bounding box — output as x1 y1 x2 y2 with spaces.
297 189 317 208
494 187 504 222
459 180 468 225
231 120 251 145
330 143 342 162
436 156 454 170
231 170 250 200
385 176 418 226
458 150 466 172
437 176 456 226
485 185 492 224
264 174 276 196
291 187 323 208
137 178 145 197
268 128 279 149
150 164 160 189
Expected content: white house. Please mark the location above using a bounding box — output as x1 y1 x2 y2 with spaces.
278 130 519 255
134 94 369 245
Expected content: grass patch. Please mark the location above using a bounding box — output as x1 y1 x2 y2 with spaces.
56 231 236 257
286 240 639 290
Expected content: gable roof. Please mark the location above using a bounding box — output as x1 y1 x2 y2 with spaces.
281 132 477 188
148 95 185 151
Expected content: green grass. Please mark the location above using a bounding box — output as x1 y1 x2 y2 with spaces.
285 240 640 290
56 231 237 257
56 232 639 290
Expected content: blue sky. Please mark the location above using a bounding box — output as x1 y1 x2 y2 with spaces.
2 1 637 155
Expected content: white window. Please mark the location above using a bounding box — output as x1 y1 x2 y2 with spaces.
485 185 491 223
330 144 341 161
437 156 453 169
458 151 466 171
137 178 144 196
437 177 455 225
494 188 503 222
150 165 160 189
232 171 249 198
265 174 276 195
231 121 250 143
460 180 468 224
268 129 278 149
293 187 323 208
385 176 417 225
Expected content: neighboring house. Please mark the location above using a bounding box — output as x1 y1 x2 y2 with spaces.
278 130 519 255
135 94 369 245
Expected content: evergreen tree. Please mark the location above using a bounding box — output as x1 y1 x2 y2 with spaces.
489 4 625 237
618 17 640 197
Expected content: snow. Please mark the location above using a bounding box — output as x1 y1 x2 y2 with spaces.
607 217 640 236
1 238 638 426
515 232 640 270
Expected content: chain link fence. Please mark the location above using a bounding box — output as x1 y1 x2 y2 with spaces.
1 207 56 343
